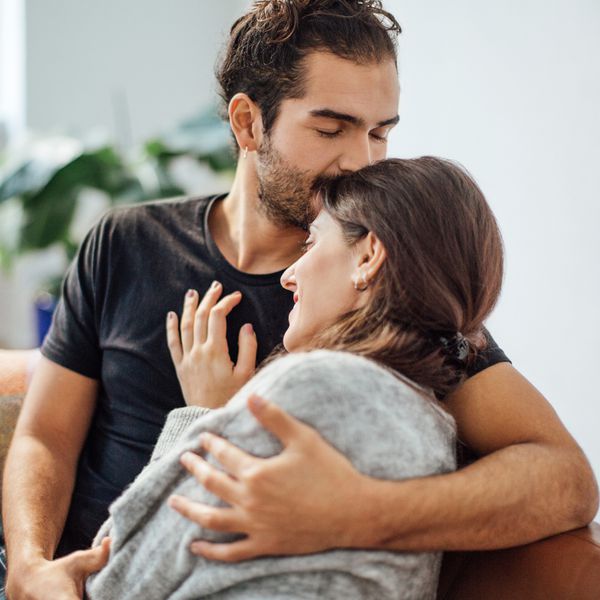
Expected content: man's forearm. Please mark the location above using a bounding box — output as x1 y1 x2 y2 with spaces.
3 434 77 566
361 442 598 551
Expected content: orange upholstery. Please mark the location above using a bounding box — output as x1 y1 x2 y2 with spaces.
0 350 30 396
438 523 600 599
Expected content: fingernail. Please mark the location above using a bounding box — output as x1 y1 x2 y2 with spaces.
244 323 254 335
167 311 176 321
187 289 195 298
211 280 220 290
190 542 202 554
249 395 266 410
180 451 193 465
168 495 181 508
190 541 206 555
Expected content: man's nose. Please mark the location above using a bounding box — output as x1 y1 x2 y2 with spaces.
338 136 372 173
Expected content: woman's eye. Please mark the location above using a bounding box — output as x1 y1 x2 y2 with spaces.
316 129 342 139
300 238 314 253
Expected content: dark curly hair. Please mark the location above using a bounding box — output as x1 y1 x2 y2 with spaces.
216 1 401 142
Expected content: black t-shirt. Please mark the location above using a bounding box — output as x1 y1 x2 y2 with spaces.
42 194 509 554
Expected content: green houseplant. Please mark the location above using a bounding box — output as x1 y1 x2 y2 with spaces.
0 107 235 344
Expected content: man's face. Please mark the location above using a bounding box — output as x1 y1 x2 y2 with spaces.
255 51 400 229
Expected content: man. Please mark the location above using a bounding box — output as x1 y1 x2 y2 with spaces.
3 1 598 598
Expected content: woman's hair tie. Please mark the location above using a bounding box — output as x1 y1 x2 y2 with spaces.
438 332 470 362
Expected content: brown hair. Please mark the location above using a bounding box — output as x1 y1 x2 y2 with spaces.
216 0 401 137
308 157 504 398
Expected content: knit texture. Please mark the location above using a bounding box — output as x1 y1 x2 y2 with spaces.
86 350 456 599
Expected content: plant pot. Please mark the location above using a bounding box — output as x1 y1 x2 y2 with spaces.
34 292 58 346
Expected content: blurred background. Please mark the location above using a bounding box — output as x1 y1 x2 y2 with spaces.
1 0 599 518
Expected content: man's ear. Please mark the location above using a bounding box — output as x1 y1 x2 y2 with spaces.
355 232 387 281
228 93 263 154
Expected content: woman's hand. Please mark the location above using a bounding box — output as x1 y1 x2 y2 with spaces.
167 395 373 561
166 282 257 409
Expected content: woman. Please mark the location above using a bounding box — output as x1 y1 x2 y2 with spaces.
86 156 503 599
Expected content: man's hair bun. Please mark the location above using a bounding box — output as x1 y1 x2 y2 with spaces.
248 0 400 44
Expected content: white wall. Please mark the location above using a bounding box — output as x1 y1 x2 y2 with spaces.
0 0 26 146
387 0 600 516
25 0 245 146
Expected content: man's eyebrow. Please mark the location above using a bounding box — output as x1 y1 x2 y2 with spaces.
309 108 399 128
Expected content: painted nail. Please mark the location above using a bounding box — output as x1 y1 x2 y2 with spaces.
187 289 195 298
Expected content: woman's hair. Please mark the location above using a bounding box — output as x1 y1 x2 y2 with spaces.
307 157 504 398
216 0 401 137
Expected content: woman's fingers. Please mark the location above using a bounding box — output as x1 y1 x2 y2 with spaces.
206 292 243 350
194 281 223 344
180 289 199 353
235 323 257 381
166 311 182 365
179 451 241 504
175 284 242 356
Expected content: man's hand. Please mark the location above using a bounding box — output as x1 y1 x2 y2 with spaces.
5 538 110 600
166 282 257 409
168 394 371 561
167 364 598 558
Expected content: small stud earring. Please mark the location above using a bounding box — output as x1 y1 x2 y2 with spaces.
353 271 369 292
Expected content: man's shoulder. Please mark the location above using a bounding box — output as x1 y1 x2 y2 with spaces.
104 194 215 229
87 194 219 248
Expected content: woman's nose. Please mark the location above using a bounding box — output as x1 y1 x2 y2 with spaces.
280 264 297 291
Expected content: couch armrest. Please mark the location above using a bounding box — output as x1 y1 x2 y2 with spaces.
0 395 23 506
0 349 35 396
438 522 600 599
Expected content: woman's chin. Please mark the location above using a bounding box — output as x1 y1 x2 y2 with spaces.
283 327 304 353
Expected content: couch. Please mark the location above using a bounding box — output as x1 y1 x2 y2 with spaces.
1 352 599 599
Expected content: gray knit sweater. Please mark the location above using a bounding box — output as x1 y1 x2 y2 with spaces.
86 350 456 600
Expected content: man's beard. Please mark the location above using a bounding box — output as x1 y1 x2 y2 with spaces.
256 136 330 230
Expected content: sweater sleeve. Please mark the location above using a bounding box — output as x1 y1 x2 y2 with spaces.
150 406 211 462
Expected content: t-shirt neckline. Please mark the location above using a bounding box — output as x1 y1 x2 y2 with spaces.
203 194 288 286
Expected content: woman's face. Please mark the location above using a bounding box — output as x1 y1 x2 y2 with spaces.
281 210 363 351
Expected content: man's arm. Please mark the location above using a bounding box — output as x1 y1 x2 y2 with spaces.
2 356 99 598
169 364 598 561
365 362 599 550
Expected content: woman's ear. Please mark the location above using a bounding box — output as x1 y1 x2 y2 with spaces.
228 93 263 155
355 232 387 283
